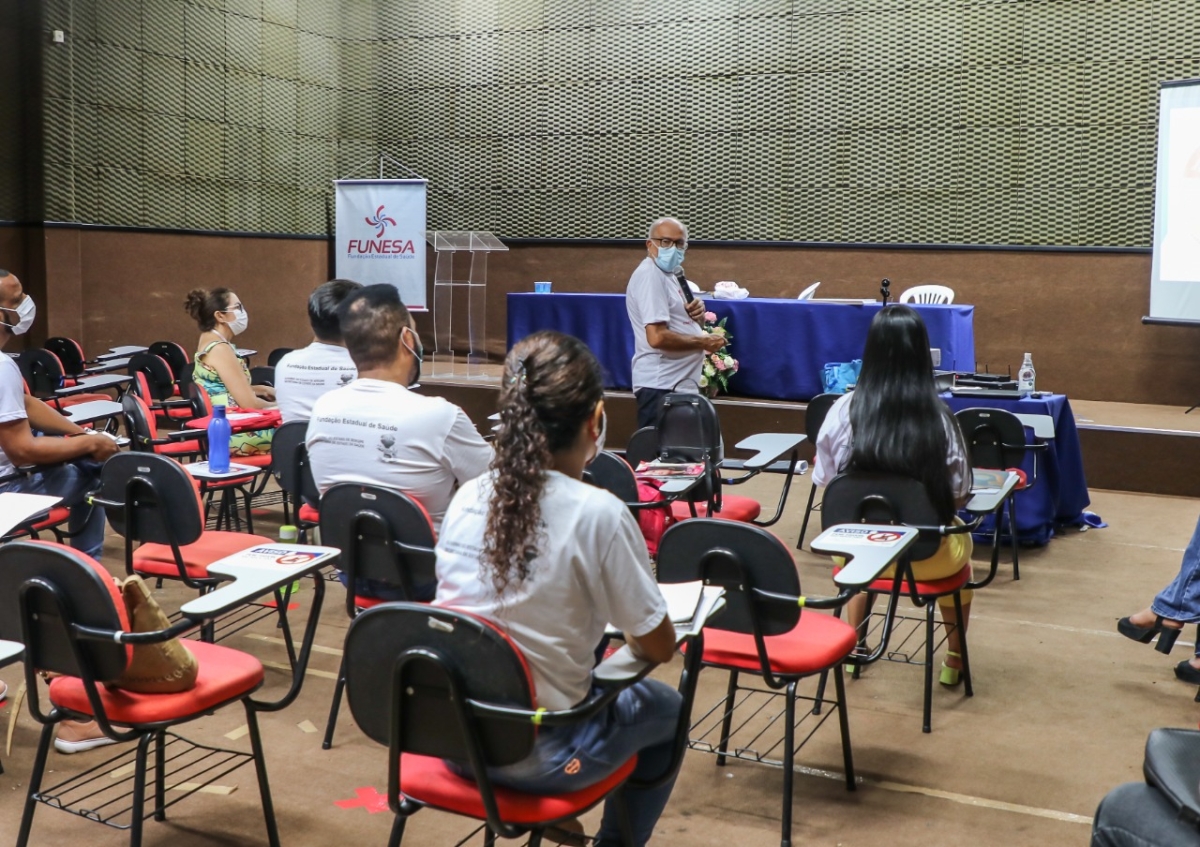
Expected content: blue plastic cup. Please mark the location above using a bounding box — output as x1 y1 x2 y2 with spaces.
534 281 552 293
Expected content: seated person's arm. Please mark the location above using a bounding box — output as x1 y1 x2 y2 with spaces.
627 613 677 665
0 418 117 467
948 417 972 509
645 322 725 354
24 396 86 436
445 408 495 483
203 343 275 410
252 384 276 402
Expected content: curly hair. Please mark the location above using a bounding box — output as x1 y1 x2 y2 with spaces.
481 331 604 596
183 288 233 332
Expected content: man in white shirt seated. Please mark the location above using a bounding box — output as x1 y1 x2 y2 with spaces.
306 284 494 601
274 279 362 423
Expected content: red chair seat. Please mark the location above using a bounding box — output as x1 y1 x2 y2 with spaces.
700 613 858 676
398 752 637 824
670 494 761 523
133 531 273 579
156 406 195 421
49 640 264 725
158 438 204 455
833 563 971 598
30 506 70 532
298 503 319 524
56 393 114 408
1007 468 1028 489
355 594 389 609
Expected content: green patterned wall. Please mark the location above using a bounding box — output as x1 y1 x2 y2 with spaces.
37 0 1200 246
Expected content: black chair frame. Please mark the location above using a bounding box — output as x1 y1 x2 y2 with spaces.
344 603 704 847
270 420 319 538
319 484 438 750
1 541 328 847
955 407 1048 580
796 392 840 550
817 473 993 733
657 519 863 847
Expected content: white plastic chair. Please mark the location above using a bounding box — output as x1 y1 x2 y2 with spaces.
899 284 954 304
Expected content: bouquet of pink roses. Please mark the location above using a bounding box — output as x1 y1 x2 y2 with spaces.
700 311 739 398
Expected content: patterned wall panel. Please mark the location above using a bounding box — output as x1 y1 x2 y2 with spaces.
35 0 1200 246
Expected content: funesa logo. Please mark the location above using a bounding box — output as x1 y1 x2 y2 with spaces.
348 205 416 258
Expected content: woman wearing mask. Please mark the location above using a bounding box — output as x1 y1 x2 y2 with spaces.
435 330 681 847
183 288 274 456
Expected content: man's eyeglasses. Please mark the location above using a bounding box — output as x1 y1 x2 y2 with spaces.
650 237 687 250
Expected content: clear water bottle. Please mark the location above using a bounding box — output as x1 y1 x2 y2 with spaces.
1017 352 1036 394
207 405 231 473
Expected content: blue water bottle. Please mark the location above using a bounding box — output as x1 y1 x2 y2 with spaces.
207 405 231 473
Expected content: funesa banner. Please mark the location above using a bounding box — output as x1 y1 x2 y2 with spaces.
334 179 428 311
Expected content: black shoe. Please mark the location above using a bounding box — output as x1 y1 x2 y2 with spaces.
1118 616 1183 653
1174 661 1200 685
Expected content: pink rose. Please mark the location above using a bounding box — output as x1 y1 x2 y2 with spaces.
704 311 717 323
714 357 726 371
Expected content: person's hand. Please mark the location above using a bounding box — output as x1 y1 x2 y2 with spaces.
252 385 276 401
685 298 706 323
701 333 727 353
86 433 121 461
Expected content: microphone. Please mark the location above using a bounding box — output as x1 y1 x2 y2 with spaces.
674 269 695 303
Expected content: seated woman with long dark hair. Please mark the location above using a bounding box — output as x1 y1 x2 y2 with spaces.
812 305 974 684
434 330 681 847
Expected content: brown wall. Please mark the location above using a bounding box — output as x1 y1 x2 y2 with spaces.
24 228 1191 407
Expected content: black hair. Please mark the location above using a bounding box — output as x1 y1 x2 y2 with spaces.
184 288 234 332
482 331 604 595
848 305 963 522
308 279 362 342
337 284 411 371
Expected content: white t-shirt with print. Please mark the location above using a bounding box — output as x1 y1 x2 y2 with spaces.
435 470 669 711
0 354 28 479
626 256 705 391
306 378 493 526
274 342 357 424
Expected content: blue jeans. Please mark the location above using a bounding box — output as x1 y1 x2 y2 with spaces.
0 461 105 559
1151 512 1200 638
475 679 682 846
1092 782 1200 846
337 571 436 603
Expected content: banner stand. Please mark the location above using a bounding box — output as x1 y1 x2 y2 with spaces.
424 231 508 380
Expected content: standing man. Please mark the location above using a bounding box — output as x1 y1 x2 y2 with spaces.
626 216 726 429
274 278 362 422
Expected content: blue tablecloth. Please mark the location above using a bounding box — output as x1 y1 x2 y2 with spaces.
945 393 1092 546
507 293 976 402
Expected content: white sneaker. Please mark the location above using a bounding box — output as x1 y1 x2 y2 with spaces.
54 726 118 754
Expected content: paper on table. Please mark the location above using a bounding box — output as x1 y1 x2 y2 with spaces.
635 460 704 479
674 588 726 640
0 493 63 538
660 580 705 624
971 468 1009 493
188 461 258 476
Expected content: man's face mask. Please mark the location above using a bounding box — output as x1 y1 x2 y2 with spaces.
1 295 36 335
402 326 424 387
653 245 684 274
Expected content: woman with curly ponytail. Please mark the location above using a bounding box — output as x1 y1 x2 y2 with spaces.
435 330 681 847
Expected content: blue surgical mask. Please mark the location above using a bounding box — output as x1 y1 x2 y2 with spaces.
654 246 684 274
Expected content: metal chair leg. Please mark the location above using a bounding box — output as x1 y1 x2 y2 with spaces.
922 601 935 734
386 815 407 847
323 654 348 750
153 729 167 821
833 665 855 792
715 670 738 767
130 733 154 847
780 681 797 847
796 485 818 550
245 704 282 847
955 591 974 698
1007 493 1021 580
16 721 55 847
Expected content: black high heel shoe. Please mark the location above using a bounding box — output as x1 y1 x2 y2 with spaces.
1174 660 1200 685
1117 615 1184 654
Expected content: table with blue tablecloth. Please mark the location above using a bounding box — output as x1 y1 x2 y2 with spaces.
945 393 1092 546
507 293 976 402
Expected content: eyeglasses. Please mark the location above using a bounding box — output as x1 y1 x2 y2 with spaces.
223 303 245 313
650 237 687 251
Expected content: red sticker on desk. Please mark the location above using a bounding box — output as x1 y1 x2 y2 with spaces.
275 551 319 565
866 531 903 544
